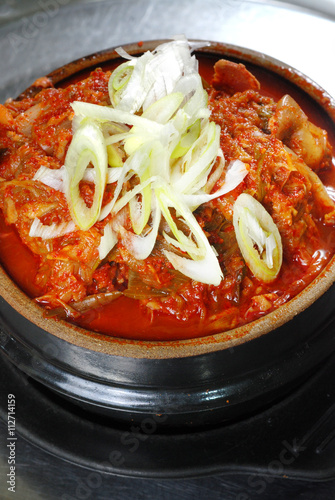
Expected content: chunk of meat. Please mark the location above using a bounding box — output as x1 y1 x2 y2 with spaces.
285 147 335 225
269 95 332 171
212 59 260 95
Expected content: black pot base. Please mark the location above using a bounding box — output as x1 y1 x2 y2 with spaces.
1 284 335 429
1 347 335 481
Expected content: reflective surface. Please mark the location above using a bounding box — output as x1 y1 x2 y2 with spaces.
0 0 335 103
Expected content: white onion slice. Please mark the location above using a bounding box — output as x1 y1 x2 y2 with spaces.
164 226 223 286
155 182 208 261
29 218 76 239
98 223 118 260
173 121 220 195
33 165 65 192
119 194 161 261
115 46 136 60
182 159 249 208
34 165 122 194
71 101 163 136
233 193 283 282
109 36 199 115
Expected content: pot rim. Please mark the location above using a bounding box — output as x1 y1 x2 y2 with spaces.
1 40 335 359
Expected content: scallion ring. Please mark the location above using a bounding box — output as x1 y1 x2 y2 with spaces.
64 119 108 231
233 193 282 282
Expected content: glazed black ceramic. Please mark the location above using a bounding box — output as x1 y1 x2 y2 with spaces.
1 41 335 427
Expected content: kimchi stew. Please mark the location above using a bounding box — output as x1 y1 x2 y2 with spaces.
0 38 335 341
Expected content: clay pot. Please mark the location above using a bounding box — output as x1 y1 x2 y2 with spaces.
1 41 335 428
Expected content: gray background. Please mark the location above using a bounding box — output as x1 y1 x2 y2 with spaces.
0 0 335 103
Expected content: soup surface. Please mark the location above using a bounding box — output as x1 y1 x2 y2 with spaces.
0 41 335 340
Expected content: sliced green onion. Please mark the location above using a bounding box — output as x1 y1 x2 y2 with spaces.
98 222 118 260
129 169 152 235
71 101 163 136
98 160 131 221
155 182 207 260
108 61 135 107
163 244 222 286
174 73 209 119
172 120 220 195
233 193 282 282
64 119 107 231
80 166 123 184
142 92 184 124
33 165 65 192
171 119 201 159
29 218 76 239
101 121 129 138
107 144 123 168
119 193 161 261
62 39 253 287
109 51 154 113
111 175 156 219
182 159 248 209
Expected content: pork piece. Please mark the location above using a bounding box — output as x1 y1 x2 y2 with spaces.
212 59 261 95
285 146 335 225
269 94 332 171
